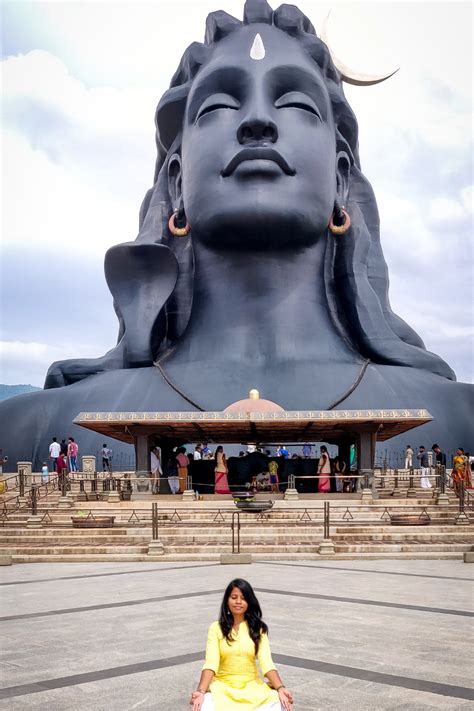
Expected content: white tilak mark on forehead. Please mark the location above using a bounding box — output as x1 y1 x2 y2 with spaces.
250 33 265 60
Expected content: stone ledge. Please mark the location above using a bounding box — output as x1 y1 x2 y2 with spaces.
220 553 252 565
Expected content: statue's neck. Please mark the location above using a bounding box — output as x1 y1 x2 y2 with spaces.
169 237 358 368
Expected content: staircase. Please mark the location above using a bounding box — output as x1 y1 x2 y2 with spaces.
1 481 472 562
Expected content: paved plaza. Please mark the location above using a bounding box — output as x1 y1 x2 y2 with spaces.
0 559 473 710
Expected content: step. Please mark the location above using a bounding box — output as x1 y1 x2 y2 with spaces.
333 543 472 553
0 545 150 555
332 533 474 542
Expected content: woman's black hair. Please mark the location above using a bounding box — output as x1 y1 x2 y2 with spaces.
214 445 224 462
219 578 268 653
320 445 328 454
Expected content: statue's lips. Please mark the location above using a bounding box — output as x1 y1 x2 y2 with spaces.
221 148 296 177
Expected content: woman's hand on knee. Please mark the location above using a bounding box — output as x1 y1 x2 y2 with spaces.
278 686 293 711
189 690 204 710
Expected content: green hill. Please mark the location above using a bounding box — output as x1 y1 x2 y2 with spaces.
0 384 42 401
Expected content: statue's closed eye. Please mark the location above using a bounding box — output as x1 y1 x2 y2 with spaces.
274 92 321 120
195 93 240 121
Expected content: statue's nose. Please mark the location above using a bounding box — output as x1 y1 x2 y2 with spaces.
237 117 278 144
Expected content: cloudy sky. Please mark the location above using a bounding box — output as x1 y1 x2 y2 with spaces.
1 0 472 387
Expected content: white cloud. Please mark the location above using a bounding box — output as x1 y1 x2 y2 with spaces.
0 340 106 386
1 50 158 256
428 197 465 223
460 185 473 213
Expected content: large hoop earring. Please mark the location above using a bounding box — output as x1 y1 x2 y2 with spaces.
329 207 350 235
168 209 191 237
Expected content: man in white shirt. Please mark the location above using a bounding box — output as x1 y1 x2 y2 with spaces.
194 445 202 461
49 437 61 472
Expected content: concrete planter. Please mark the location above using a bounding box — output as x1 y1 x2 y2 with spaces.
72 516 115 528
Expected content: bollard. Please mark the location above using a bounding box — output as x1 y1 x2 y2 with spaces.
182 474 195 501
360 469 375 501
284 473 299 500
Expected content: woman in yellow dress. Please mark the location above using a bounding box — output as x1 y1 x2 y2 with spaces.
452 448 472 493
190 579 293 711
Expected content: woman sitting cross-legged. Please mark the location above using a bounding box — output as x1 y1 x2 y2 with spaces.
190 579 293 711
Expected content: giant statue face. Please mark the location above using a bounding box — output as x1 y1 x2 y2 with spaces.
181 24 338 251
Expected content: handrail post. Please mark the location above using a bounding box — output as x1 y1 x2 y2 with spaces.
31 484 38 516
319 501 335 555
392 468 401 497
19 468 26 501
231 511 241 553
57 469 72 509
148 501 164 555
454 481 470 525
61 469 68 498
435 464 449 506
407 466 416 497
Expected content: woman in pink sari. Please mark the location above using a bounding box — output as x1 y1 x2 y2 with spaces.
317 446 331 493
214 446 230 494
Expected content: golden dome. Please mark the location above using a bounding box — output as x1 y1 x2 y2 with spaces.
224 390 285 413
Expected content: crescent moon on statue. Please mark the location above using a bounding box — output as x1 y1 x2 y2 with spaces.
320 13 399 87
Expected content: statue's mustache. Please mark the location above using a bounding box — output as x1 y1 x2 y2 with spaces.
221 147 296 177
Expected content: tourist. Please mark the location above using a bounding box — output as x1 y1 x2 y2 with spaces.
48 437 60 473
276 445 289 458
214 446 230 494
41 462 49 484
194 444 202 461
56 451 67 474
333 455 346 492
239 451 246 457
165 456 180 494
269 460 279 493
60 438 68 457
432 444 446 467
404 445 414 469
302 443 312 458
246 474 259 494
67 437 78 472
256 471 271 491
101 443 113 473
0 450 7 476
317 446 331 492
56 451 68 490
417 446 432 489
190 578 293 711
150 446 162 494
452 448 471 494
202 444 213 460
176 446 189 494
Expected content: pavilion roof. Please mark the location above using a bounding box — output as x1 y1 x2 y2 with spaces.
74 408 432 444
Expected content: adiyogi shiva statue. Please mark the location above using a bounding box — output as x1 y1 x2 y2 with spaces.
1 0 472 468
